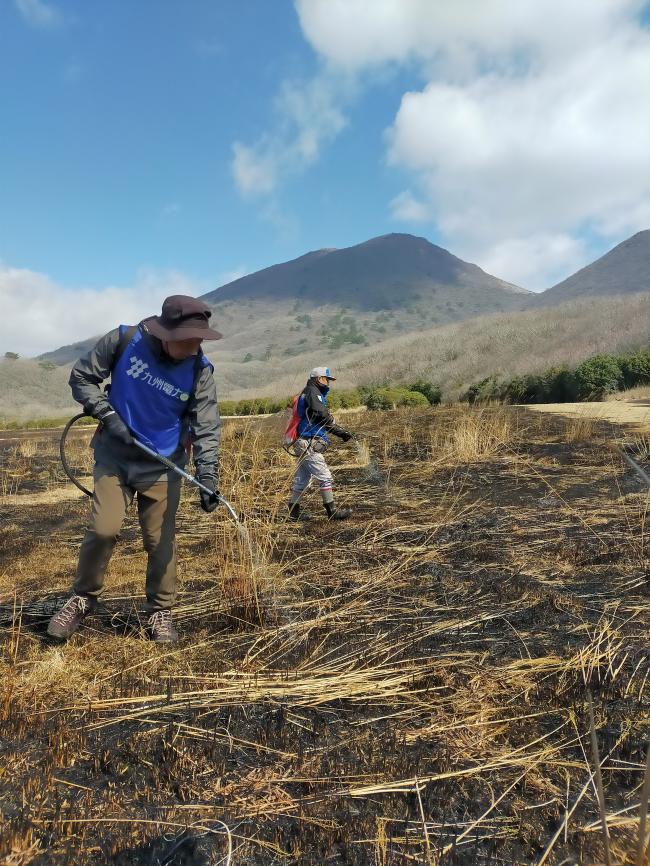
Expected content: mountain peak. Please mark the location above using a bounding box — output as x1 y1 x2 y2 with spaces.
539 229 650 303
203 232 527 309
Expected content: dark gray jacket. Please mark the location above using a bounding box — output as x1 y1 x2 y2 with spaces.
69 327 220 482
299 379 350 440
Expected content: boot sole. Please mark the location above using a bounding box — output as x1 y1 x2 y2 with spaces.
47 624 79 640
47 628 69 640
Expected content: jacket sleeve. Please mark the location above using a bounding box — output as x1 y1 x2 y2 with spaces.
304 385 349 438
187 365 220 480
68 329 121 417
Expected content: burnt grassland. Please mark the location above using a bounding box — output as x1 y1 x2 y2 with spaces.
0 407 649 865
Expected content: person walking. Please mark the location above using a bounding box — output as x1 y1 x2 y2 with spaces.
288 366 354 521
47 295 222 643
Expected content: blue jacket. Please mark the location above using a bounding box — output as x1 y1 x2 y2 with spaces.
297 379 349 443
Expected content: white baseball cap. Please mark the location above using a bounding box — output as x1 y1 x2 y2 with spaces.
310 366 336 380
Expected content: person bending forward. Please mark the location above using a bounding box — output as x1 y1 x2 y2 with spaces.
48 295 222 643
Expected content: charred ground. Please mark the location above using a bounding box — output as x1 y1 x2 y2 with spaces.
1 407 649 865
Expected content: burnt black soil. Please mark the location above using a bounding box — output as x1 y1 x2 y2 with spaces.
1 408 649 865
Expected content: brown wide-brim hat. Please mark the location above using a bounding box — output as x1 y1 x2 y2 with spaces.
144 295 222 342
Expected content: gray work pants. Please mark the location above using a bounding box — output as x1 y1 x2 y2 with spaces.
74 461 182 611
291 438 334 502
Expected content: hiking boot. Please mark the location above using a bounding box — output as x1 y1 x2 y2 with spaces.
288 502 310 521
47 594 95 640
324 501 352 521
147 610 178 643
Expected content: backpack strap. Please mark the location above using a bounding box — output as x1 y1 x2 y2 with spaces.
186 350 206 413
113 324 140 369
104 324 139 398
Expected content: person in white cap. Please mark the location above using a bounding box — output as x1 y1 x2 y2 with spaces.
288 366 354 521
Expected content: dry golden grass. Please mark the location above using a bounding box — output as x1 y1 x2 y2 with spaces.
526 401 650 432
441 407 513 462
0 406 649 865
563 415 598 443
608 386 650 403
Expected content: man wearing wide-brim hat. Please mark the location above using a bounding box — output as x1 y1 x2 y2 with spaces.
48 295 222 643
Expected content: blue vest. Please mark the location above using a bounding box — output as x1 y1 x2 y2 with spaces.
109 325 211 456
297 385 330 442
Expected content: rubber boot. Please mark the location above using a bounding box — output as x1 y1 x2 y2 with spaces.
288 502 310 521
323 501 351 521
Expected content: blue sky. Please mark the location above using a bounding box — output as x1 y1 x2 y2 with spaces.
0 1 419 288
1 0 649 355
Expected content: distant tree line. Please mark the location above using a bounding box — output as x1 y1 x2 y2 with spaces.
1 381 443 427
463 347 650 404
218 379 441 416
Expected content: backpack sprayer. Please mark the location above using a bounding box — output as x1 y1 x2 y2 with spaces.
59 412 240 522
282 395 333 456
281 396 385 487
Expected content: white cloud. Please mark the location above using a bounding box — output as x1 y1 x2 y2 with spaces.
296 0 644 73
232 141 277 197
390 190 430 223
231 75 349 197
386 29 650 284
477 233 588 292
293 0 650 286
14 0 63 29
0 266 205 357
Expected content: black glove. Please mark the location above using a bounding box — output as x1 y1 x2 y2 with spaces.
338 429 354 442
197 476 220 513
97 408 133 445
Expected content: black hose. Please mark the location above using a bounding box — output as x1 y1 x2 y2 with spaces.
59 413 94 497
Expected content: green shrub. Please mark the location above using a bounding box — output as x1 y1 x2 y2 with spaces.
0 415 98 430
502 375 527 403
219 400 238 416
339 389 362 409
328 389 362 410
574 355 623 400
258 397 290 413
399 390 430 407
365 387 429 410
502 369 576 404
365 390 394 410
620 350 650 388
408 379 441 405
235 399 256 415
463 345 650 407
542 367 577 402
463 376 505 404
227 396 291 416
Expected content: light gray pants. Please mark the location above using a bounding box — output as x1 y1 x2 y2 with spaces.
290 438 334 504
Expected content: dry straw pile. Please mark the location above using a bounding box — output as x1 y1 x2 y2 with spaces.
1 406 649 865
